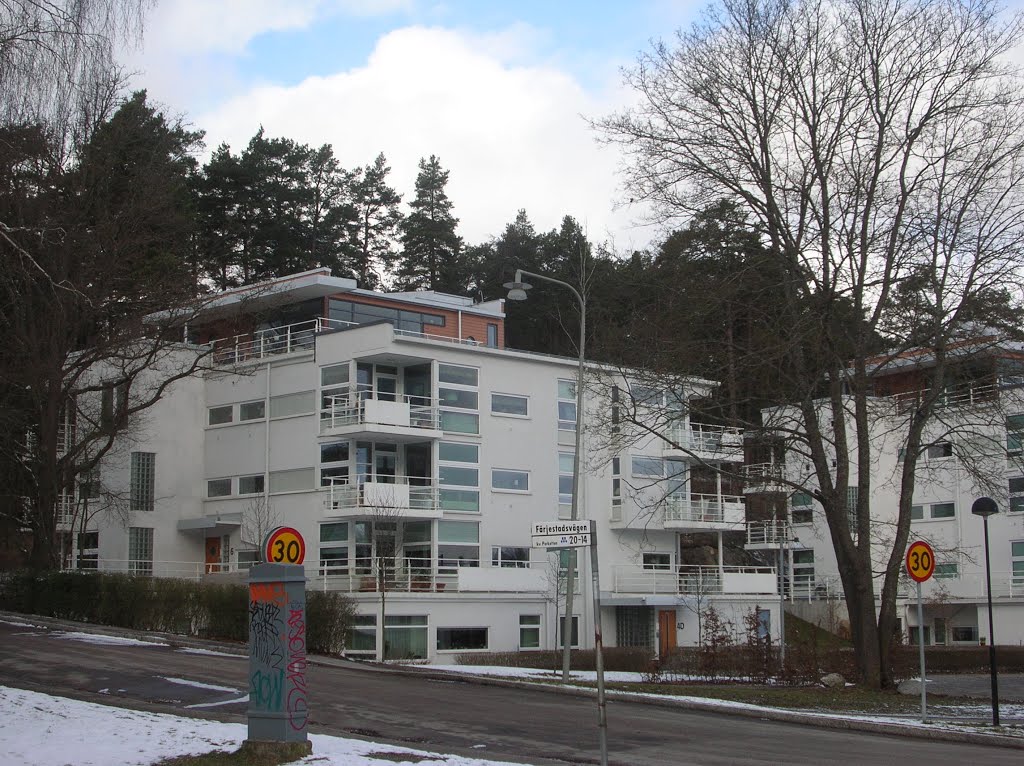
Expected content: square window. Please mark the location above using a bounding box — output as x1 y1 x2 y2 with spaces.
208 405 233 425
238 475 265 495
239 401 266 420
207 478 232 497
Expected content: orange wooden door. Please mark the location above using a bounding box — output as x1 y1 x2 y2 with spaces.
658 610 677 657
205 537 222 573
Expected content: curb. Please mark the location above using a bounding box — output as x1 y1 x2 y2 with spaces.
4 611 1021 750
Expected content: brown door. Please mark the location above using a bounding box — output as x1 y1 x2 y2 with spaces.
658 609 677 658
205 536 222 574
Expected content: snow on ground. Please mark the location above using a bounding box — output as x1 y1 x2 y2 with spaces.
160 677 240 694
0 619 39 629
0 685 533 766
50 631 164 648
175 647 244 658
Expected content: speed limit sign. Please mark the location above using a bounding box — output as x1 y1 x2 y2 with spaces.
906 540 935 583
263 526 306 565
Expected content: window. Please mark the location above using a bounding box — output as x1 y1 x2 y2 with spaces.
491 393 528 416
208 405 233 425
557 379 577 431
130 452 155 512
269 468 314 493
128 527 153 575
792 550 815 594
438 521 479 570
439 364 477 387
348 615 377 657
492 469 529 492
926 442 953 459
319 522 349 573
912 502 956 521
439 365 479 434
519 615 541 649
558 452 574 510
934 562 959 579
207 478 232 497
269 391 314 418
1007 414 1024 456
238 474 265 495
491 546 530 568
642 553 671 570
486 323 498 348
439 410 479 434
329 298 444 333
239 400 266 421
1010 477 1024 513
1012 541 1024 587
320 441 350 487
439 388 478 409
616 606 653 649
384 615 428 660
952 626 978 643
631 456 663 477
320 362 351 416
237 550 260 570
437 627 488 651
791 491 813 524
76 531 98 570
439 442 479 512
610 457 621 521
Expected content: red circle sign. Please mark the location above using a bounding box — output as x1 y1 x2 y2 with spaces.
905 540 935 583
263 526 306 565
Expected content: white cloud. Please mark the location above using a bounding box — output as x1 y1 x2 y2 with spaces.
195 25 650 248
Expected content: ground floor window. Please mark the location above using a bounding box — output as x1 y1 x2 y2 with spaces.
952 625 978 643
77 531 98 570
348 615 376 657
384 615 428 660
908 626 931 646
437 627 488 651
1012 541 1024 587
615 606 653 649
128 527 153 575
519 615 541 649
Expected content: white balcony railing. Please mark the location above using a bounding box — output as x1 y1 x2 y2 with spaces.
321 391 439 432
314 556 546 594
322 476 439 514
612 564 777 596
746 520 794 547
663 494 745 526
664 423 743 455
209 317 353 365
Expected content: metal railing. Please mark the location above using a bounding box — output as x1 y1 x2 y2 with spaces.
743 462 786 481
612 564 776 596
210 317 353 365
312 556 546 594
320 390 439 431
746 519 794 546
322 476 439 512
664 494 745 524
393 328 488 348
891 380 1001 412
664 423 743 454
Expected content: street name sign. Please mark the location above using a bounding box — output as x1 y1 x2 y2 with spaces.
531 521 592 549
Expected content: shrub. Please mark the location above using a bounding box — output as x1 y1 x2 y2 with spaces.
307 590 356 655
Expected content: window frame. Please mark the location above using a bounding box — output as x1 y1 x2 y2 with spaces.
491 468 530 493
490 392 529 418
207 478 232 498
208 405 233 426
238 400 266 421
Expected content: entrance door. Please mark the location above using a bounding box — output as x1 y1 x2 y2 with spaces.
658 610 678 658
205 537 222 574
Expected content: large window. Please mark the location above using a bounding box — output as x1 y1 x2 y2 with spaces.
319 522 349 573
269 391 315 418
557 379 577 432
491 469 529 492
349 615 377 658
130 452 155 511
384 615 428 660
519 615 541 649
437 627 488 651
439 442 479 512
438 521 479 570
911 502 956 521
1013 541 1024 587
1007 414 1024 456
1010 477 1024 513
128 527 153 575
491 546 530 568
439 364 479 435
329 298 444 334
791 492 814 524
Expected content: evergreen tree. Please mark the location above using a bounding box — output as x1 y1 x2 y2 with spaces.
349 153 402 289
395 155 463 292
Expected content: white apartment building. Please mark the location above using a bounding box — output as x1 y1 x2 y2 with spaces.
61 268 780 662
748 344 1024 647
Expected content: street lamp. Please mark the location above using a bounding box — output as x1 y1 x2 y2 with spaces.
971 496 1000 726
504 269 586 682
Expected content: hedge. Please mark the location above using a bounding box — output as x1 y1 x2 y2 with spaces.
0 570 356 654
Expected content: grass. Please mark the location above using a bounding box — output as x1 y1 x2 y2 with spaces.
153 741 310 766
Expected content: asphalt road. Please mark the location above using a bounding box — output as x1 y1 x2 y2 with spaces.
0 616 1021 766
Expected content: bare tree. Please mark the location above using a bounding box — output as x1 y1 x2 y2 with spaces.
241 494 280 553
598 0 1024 687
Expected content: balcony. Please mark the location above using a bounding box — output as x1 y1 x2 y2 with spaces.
611 564 777 596
664 423 743 461
663 494 745 531
320 392 442 442
322 477 441 519
314 557 547 595
742 462 788 494
745 519 794 549
209 317 353 365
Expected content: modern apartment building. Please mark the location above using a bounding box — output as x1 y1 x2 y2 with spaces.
747 341 1024 647
59 268 781 662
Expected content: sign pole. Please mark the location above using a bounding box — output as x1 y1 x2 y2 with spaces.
916 579 926 723
588 519 608 766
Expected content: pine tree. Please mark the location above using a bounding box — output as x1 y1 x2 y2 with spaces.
395 155 464 292
349 153 402 289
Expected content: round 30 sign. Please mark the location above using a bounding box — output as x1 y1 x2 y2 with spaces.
905 540 935 583
263 526 306 565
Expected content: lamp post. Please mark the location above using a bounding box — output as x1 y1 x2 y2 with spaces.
504 269 585 683
971 496 1000 726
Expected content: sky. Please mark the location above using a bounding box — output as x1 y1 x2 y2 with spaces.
118 1 710 252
